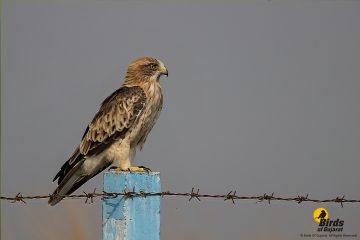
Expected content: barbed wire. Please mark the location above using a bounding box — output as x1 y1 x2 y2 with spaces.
1 188 359 207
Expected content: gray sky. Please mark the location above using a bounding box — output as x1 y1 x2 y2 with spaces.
2 1 360 239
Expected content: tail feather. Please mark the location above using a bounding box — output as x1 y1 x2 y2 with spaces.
49 160 86 206
49 158 111 206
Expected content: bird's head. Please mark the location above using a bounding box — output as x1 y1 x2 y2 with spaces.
124 56 168 86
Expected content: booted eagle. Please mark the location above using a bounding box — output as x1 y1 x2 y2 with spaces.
49 57 168 206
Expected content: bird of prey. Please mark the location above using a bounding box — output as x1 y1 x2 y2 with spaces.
49 56 168 206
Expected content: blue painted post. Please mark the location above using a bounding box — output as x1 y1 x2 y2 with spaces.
102 171 161 240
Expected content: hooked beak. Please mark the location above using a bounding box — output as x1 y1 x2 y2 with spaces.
163 68 168 77
158 61 168 77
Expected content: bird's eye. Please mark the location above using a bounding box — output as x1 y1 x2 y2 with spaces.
149 64 158 70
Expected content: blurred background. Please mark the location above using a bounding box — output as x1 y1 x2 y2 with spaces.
2 1 360 239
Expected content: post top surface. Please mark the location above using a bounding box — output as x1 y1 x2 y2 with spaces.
105 170 160 176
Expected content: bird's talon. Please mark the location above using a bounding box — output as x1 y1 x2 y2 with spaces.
138 166 152 173
126 166 151 173
109 166 127 172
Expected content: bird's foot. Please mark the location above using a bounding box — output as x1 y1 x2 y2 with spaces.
109 166 124 172
109 166 152 173
127 166 152 173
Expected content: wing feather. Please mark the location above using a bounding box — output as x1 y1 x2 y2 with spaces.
53 86 146 184
79 86 146 156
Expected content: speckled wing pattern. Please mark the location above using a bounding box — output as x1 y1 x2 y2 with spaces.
80 86 146 156
53 86 146 184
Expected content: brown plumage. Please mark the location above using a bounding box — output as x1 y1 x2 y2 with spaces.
49 56 168 206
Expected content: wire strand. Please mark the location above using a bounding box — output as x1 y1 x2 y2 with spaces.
1 188 358 207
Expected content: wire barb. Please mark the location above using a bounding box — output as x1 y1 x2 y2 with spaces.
12 193 26 204
335 195 346 208
224 191 236 204
295 194 309 204
257 193 274 204
188 188 201 202
83 188 97 204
